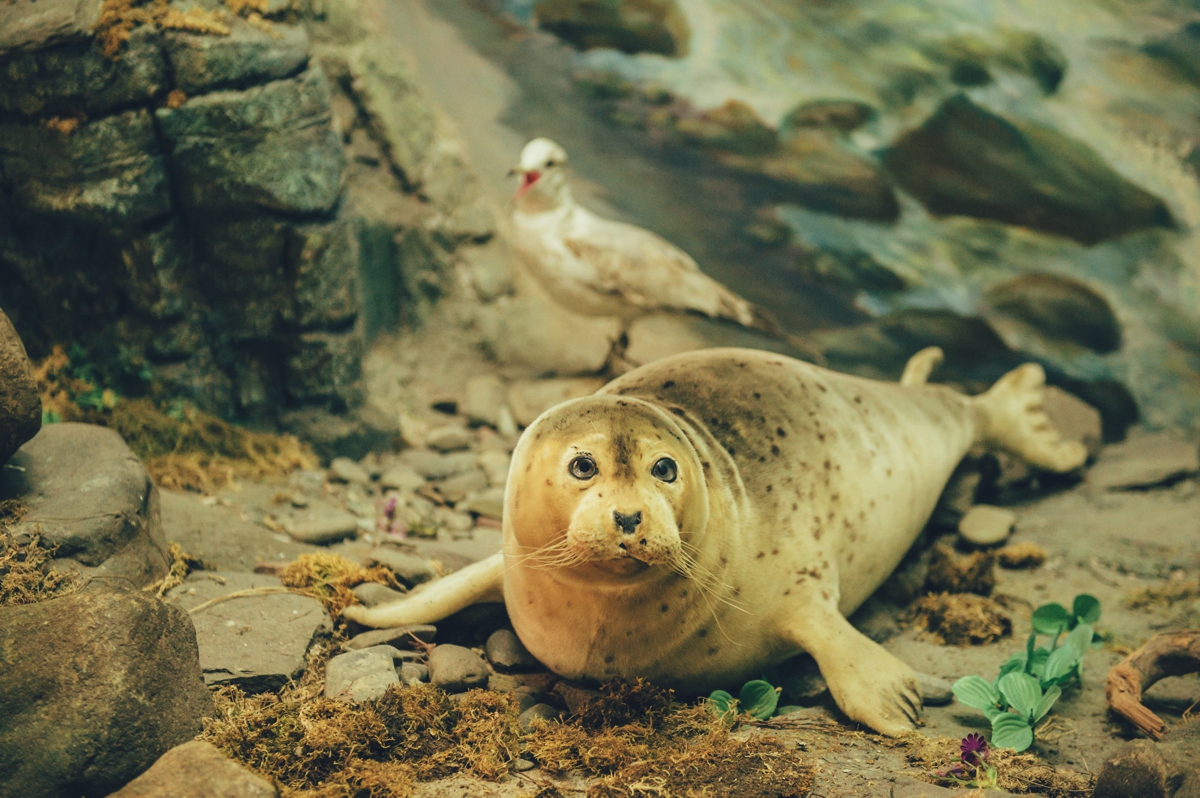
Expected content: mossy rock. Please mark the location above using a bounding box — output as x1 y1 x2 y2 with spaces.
881 95 1174 245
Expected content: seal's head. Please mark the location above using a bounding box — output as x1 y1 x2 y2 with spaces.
510 138 572 210
505 395 709 581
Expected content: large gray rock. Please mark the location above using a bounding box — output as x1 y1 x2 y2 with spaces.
0 109 171 228
881 95 1174 245
0 585 213 798
120 220 195 323
0 309 40 465
347 40 436 184
0 26 167 117
159 490 321 572
0 0 102 54
106 740 277 798
196 215 291 340
291 217 359 330
165 20 309 95
324 645 401 701
1 423 169 587
156 65 345 215
485 629 541 672
166 571 331 691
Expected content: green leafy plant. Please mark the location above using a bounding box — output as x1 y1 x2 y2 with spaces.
952 594 1099 752
707 679 782 721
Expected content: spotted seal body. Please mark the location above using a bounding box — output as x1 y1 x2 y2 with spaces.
345 347 1086 735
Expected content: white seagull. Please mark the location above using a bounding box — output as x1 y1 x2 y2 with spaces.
509 137 818 358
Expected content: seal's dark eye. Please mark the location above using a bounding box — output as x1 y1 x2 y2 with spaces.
651 457 677 483
569 455 597 480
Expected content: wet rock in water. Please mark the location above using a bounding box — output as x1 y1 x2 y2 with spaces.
428 644 489 692
426 425 473 453
507 377 606 428
156 66 344 215
0 585 212 798
485 629 542 672
534 0 689 57
1093 718 1200 798
325 645 402 701
1 108 171 228
881 94 1174 245
925 542 996 595
284 504 360 543
464 375 509 429
916 673 955 706
164 20 309 95
106 740 277 798
2 423 170 586
996 541 1047 570
957 505 1016 547
907 593 1012 646
366 546 436 586
166 572 331 691
467 488 505 522
519 703 562 732
436 469 489 503
780 99 876 135
1144 22 1200 89
351 582 406 607
983 273 1121 354
345 624 437 651
379 462 425 491
328 456 371 485
0 310 40 465
402 450 478 480
160 491 320 572
675 99 778 155
1042 387 1103 459
1087 433 1200 491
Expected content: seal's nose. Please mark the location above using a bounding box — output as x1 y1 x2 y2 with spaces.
613 510 643 535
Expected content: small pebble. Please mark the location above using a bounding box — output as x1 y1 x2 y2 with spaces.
426 426 473 453
468 488 505 522
346 624 438 651
512 687 541 714
958 504 1016 546
476 450 512 487
485 629 541 671
428 644 489 692
286 509 359 544
368 546 436 586
352 582 406 607
398 662 429 684
325 646 401 702
916 673 954 706
402 450 478 480
379 463 425 491
464 375 508 429
329 457 372 485
519 703 561 732
513 758 537 773
437 469 489 502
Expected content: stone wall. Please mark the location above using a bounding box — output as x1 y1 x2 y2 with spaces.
0 0 503 436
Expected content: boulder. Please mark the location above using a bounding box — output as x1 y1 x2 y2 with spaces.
0 109 172 228
156 65 345 215
0 26 167 118
1 423 169 586
1093 719 1200 798
0 585 212 798
534 0 689 57
164 20 309 95
478 292 619 379
325 645 401 702
0 309 40 465
881 95 1174 245
983 273 1121 353
1088 433 1200 491
0 0 102 54
106 740 277 798
166 571 331 691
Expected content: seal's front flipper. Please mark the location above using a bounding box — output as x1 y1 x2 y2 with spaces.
783 601 921 737
972 363 1088 473
342 552 505 628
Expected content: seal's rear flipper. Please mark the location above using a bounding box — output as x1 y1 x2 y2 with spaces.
972 363 1088 473
341 552 504 628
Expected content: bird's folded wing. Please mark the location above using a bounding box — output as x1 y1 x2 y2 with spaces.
563 214 708 311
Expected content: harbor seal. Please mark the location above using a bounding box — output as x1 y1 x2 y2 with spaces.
344 347 1086 735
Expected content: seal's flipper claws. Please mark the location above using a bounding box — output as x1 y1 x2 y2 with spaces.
973 363 1088 473
344 553 504 629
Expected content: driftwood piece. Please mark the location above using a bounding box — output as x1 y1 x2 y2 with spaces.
1106 630 1200 740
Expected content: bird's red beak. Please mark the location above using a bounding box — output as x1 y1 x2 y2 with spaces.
515 170 541 197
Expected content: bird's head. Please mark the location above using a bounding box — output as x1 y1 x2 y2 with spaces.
510 138 571 210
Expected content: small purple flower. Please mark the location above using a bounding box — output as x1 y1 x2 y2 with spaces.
384 496 398 518
960 733 989 767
